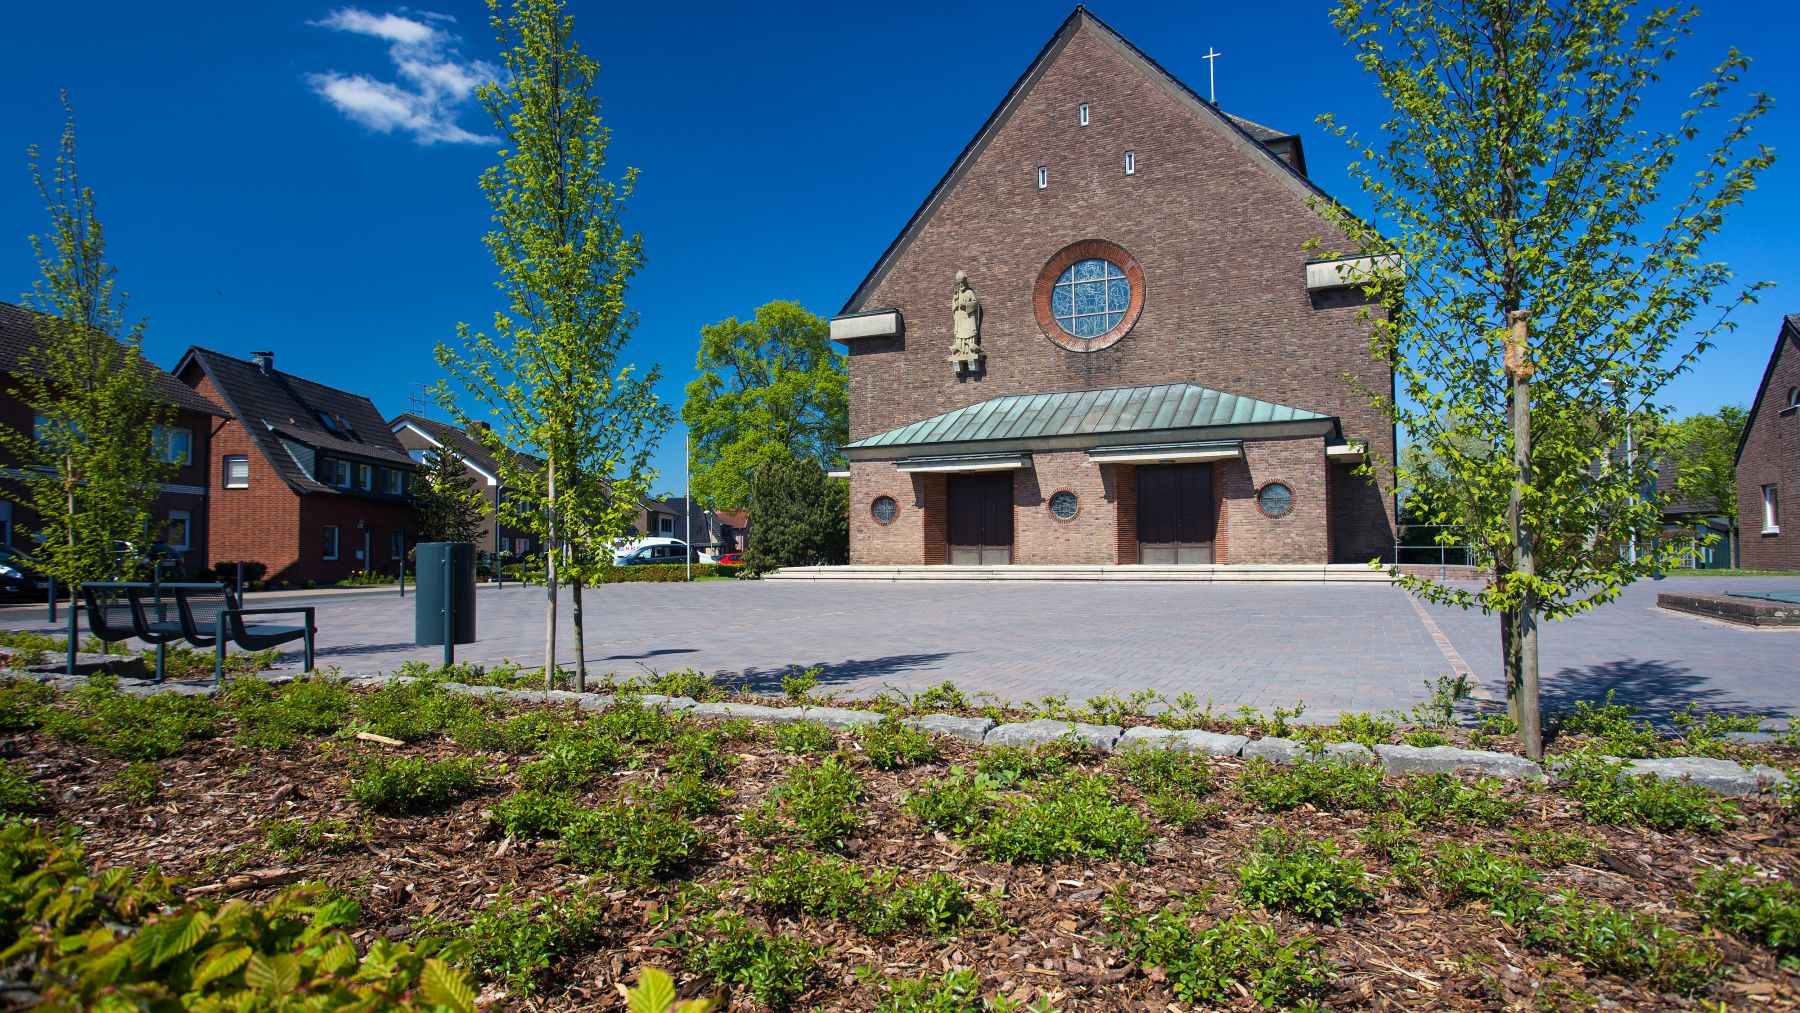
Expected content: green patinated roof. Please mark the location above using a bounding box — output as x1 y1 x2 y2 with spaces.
847 383 1328 451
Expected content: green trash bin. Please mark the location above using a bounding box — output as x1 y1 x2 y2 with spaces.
414 542 476 661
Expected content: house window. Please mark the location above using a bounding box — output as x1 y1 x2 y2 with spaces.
153 426 193 465
1257 482 1295 519
358 464 372 490
871 496 899 524
1788 387 1799 410
323 525 340 560
517 538 530 554
324 459 351 488
1078 102 1089 126
1125 150 1136 175
317 411 339 434
499 537 511 553
408 447 428 463
33 414 80 451
1764 485 1781 534
659 515 675 535
384 469 403 494
165 510 192 550
390 531 404 560
1036 165 1048 189
223 456 249 488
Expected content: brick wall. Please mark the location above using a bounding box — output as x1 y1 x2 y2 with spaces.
1216 437 1329 563
1739 323 1800 570
843 20 1394 555
1012 452 1119 563
849 460 924 564
296 495 414 585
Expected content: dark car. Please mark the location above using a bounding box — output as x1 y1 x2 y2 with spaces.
716 552 745 566
620 543 702 566
0 545 50 600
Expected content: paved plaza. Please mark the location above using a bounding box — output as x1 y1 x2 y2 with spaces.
4 574 1794 721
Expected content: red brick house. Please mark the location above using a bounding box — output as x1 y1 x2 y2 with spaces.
0 300 226 572
389 414 537 557
174 347 416 584
1735 314 1800 570
831 9 1394 567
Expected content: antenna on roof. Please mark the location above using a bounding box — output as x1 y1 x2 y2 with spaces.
408 382 433 418
1202 47 1223 103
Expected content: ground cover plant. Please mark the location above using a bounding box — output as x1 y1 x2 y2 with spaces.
0 675 1795 1010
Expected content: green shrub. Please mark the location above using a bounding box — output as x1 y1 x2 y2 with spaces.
1558 690 1659 757
1555 751 1735 832
354 679 488 744
1522 892 1720 995
1410 674 1473 729
0 821 473 1011
0 760 44 812
1395 772 1521 825
0 629 61 667
558 798 702 881
903 769 1008 836
263 816 363 858
1403 730 1449 747
452 886 608 995
1508 827 1598 866
1102 890 1332 1008
0 678 55 730
105 761 161 804
858 718 939 770
1083 689 1161 726
1335 711 1399 745
1237 756 1389 812
773 720 839 755
225 675 354 749
1237 828 1377 924
639 668 725 701
1692 864 1800 963
911 681 969 712
668 728 736 780
349 756 484 815
519 731 627 792
868 968 1049 1012
451 708 560 753
592 699 683 745
1408 842 1539 917
491 789 579 838
597 563 742 583
41 676 220 759
745 849 990 938
973 773 1152 864
1669 704 1766 759
780 665 821 700
747 756 862 847
678 910 817 1010
649 771 729 815
394 658 529 689
974 741 1084 782
1113 748 1214 797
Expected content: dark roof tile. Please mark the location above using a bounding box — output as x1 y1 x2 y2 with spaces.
0 300 227 418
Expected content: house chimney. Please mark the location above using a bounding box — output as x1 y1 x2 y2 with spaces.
251 351 274 375
469 420 490 433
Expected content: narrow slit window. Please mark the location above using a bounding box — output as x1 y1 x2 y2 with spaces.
1036 165 1048 189
1078 103 1089 126
1125 150 1136 175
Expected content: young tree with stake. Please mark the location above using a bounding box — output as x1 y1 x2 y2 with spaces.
1319 0 1774 757
0 102 177 600
435 0 671 689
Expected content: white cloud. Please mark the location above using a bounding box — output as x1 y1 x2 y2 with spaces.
307 7 497 145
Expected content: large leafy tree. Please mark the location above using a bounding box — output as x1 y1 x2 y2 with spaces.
1665 404 1747 566
683 300 847 511
435 0 671 689
742 463 848 576
410 446 488 547
1320 0 1774 757
0 102 176 597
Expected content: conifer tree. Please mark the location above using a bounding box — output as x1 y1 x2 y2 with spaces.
410 446 488 547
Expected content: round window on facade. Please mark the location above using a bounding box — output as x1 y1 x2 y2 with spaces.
871 495 899 525
1033 240 1145 352
1256 482 1294 519
1048 490 1080 520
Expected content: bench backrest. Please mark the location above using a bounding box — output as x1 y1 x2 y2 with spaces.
79 584 140 643
171 584 239 643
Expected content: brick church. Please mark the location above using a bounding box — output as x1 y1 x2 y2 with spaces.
831 7 1396 567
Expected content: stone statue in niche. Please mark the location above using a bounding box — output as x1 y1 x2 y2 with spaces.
947 270 983 375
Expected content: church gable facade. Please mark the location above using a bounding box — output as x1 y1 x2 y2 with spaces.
832 7 1396 567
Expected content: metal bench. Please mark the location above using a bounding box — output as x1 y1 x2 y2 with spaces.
71 582 145 680
170 584 315 681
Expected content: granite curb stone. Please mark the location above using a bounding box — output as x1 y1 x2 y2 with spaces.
906 714 996 743
1374 743 1545 781
1116 726 1250 756
983 719 1123 751
1241 738 1377 765
801 706 887 730
1619 756 1788 796
687 702 806 723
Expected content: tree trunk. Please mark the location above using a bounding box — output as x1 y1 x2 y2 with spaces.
572 579 587 693
1506 310 1543 759
544 459 559 690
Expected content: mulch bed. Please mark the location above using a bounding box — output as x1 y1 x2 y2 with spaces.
8 691 1800 1012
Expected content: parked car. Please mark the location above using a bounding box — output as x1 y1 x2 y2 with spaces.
110 540 187 580
715 552 745 566
618 543 704 566
0 545 48 599
613 537 684 565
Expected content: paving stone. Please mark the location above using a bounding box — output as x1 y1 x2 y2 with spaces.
1241 738 1376 765
1375 743 1544 781
687 701 806 723
984 718 1122 751
907 714 996 743
801 706 886 729
1620 756 1788 796
1116 726 1250 757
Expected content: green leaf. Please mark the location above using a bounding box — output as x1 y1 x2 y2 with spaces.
628 967 676 1013
190 944 254 990
420 957 477 1013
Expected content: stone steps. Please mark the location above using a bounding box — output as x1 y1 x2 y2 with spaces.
764 563 1397 584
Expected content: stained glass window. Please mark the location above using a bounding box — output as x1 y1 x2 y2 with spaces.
871 496 899 524
1049 490 1079 520
1257 482 1294 519
1051 258 1131 338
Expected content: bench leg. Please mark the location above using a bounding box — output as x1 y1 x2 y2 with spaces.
214 612 227 685
303 627 315 673
155 643 165 683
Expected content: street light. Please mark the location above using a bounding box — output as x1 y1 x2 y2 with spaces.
1600 379 1637 565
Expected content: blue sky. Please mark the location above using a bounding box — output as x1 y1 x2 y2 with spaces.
2 1 1795 490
